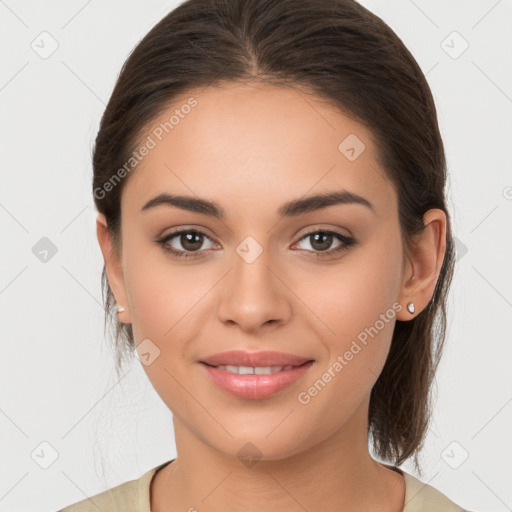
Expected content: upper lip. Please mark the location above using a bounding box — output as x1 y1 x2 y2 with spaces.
200 350 313 367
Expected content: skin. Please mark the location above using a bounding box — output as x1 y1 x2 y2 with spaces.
96 82 447 512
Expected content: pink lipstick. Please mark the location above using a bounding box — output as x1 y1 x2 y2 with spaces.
199 350 314 399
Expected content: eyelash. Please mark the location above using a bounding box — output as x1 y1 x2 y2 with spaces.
155 228 357 261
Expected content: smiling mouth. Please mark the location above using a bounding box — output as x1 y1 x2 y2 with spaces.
201 361 312 375
199 360 315 399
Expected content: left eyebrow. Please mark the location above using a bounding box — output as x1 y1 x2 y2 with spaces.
140 189 376 218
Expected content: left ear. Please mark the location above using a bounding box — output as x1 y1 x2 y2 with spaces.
396 208 447 321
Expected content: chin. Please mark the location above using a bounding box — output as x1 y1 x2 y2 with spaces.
202 429 315 465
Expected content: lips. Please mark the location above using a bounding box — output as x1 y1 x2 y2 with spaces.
198 350 316 399
199 350 313 368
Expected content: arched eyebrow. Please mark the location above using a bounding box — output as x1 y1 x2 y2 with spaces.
140 190 376 218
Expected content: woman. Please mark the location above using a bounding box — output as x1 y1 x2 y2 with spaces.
60 0 473 510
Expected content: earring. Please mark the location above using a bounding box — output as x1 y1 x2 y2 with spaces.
407 302 415 314
117 304 125 313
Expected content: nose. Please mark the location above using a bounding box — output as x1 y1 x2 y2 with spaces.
217 243 292 334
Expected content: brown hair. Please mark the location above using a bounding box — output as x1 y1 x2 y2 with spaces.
93 0 455 474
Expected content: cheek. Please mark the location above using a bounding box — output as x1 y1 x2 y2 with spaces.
292 227 402 341
122 234 204 339
294 231 403 400
121 243 203 409
121 238 215 385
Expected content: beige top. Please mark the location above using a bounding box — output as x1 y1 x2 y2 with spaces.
59 459 471 512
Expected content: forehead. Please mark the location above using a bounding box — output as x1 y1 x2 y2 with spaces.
122 82 396 219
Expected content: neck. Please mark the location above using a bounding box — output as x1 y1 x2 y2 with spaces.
151 402 405 512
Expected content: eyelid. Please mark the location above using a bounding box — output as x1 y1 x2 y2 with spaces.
294 224 353 239
157 224 216 239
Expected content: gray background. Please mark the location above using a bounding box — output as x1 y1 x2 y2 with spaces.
1 1 511 511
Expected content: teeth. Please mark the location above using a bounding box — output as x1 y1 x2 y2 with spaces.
215 365 296 374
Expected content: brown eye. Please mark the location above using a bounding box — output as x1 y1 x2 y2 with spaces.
178 231 204 251
294 230 357 258
308 232 334 252
156 229 217 259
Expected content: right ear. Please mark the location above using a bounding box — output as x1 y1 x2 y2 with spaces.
96 212 131 324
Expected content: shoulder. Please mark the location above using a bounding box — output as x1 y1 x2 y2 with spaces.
58 477 141 512
57 461 173 512
401 469 475 512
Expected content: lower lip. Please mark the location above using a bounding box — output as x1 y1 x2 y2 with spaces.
199 361 314 399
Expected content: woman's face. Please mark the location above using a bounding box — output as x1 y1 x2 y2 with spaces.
100 82 424 460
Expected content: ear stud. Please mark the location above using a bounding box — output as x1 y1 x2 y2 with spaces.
407 302 415 314
117 304 125 313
